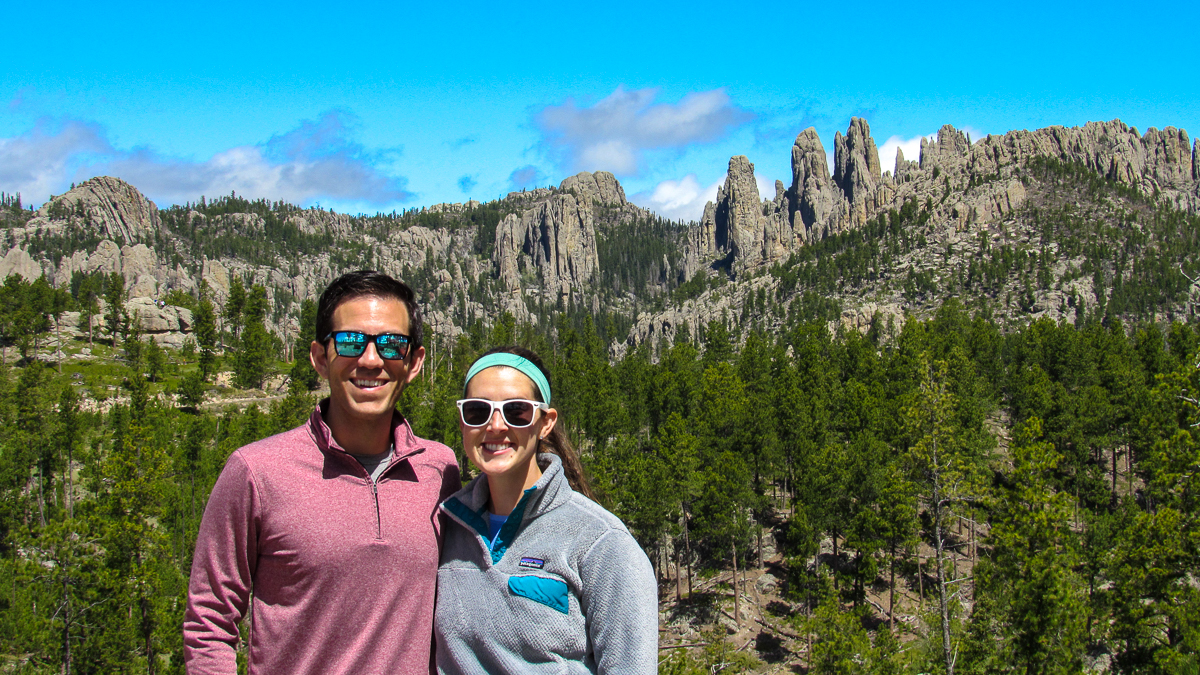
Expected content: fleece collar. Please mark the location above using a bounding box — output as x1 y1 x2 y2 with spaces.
440 453 572 565
306 399 425 477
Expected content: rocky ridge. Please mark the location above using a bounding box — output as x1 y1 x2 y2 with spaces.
1 171 652 346
697 119 1199 279
2 120 1198 355
645 118 1200 349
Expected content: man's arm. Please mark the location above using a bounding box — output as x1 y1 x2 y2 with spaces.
439 457 462 502
579 529 659 674
183 452 260 674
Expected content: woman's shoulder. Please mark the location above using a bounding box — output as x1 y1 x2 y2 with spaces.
558 491 633 538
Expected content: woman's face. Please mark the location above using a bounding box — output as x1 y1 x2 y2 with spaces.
461 366 558 489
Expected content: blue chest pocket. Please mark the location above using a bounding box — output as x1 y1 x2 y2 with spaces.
508 575 570 615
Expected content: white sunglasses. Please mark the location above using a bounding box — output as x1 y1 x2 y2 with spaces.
456 398 548 428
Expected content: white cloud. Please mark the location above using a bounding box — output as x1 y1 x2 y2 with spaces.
632 166 781 223
961 126 987 144
0 119 113 204
536 86 752 175
876 132 937 175
755 172 783 201
630 174 723 223
0 111 412 207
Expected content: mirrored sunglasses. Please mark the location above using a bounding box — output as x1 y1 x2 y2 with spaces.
456 398 548 428
325 331 411 360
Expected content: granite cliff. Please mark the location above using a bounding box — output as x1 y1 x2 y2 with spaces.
3 119 1198 357
694 118 1199 277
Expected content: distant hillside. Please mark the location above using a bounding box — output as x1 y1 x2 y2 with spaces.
2 119 1198 351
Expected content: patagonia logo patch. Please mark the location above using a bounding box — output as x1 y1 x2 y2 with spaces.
518 557 545 569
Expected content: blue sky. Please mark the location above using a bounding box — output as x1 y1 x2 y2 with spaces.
2 0 1196 222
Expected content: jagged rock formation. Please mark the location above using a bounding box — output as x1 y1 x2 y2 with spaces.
693 156 793 277
494 171 653 316
790 129 839 241
4 119 1198 358
833 118 883 228
689 118 1200 279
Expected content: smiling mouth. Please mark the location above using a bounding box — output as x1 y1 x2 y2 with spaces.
483 443 513 454
352 378 387 388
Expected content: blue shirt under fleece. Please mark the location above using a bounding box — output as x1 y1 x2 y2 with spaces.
486 512 507 546
435 454 658 675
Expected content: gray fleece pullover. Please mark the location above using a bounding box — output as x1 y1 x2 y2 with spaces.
435 454 658 674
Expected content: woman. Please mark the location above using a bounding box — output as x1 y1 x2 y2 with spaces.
435 347 658 674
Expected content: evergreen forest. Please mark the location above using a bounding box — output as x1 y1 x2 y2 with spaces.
2 265 1200 674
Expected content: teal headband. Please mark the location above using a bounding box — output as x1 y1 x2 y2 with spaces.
463 353 552 406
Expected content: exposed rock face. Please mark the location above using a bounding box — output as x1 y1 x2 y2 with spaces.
426 199 481 215
833 117 882 221
920 125 972 174
560 171 627 206
714 156 762 263
495 192 599 297
286 209 354 239
0 248 40 280
894 147 919 183
495 214 526 291
37 176 161 242
789 129 839 241
491 171 651 309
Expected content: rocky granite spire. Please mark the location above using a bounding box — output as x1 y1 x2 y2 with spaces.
788 128 838 242
695 156 786 275
833 117 881 208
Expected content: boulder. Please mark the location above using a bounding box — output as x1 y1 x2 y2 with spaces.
0 247 42 280
88 240 123 275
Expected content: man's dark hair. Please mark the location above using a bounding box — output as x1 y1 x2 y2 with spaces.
314 270 423 354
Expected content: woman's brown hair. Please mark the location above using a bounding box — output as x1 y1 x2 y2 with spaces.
471 346 594 500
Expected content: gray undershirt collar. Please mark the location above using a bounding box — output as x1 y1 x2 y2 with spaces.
349 443 394 483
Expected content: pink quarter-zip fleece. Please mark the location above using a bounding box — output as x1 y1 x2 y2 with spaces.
184 401 460 675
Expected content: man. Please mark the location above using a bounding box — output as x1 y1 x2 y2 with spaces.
184 270 460 674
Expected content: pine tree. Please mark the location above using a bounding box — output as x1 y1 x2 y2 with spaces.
233 285 272 389
963 418 1087 672
903 356 987 675
223 277 246 346
104 272 125 346
289 298 320 391
194 282 219 381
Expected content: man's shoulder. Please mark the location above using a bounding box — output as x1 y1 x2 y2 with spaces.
233 422 317 467
407 433 458 469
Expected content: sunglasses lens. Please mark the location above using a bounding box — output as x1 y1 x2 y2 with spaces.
376 334 409 360
333 332 367 357
461 400 493 426
501 401 536 427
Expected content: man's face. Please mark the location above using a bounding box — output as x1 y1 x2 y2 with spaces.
309 295 425 427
